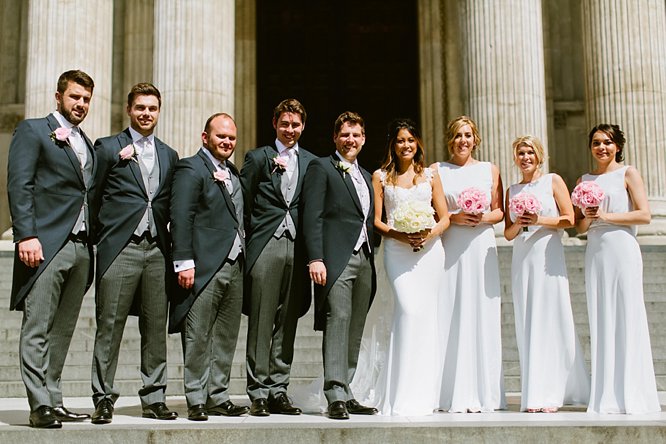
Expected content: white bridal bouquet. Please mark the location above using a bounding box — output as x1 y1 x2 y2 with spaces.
392 200 436 234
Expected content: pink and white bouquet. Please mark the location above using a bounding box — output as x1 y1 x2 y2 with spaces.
571 181 605 209
457 187 489 214
509 192 542 232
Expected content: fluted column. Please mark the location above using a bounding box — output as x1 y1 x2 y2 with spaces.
234 0 256 163
24 0 113 141
461 0 549 186
154 0 235 158
582 0 666 236
121 0 154 128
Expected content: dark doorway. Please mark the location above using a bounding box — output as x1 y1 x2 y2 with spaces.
256 0 419 172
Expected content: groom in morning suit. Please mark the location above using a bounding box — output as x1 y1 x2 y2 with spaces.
169 113 248 421
302 111 378 420
7 70 96 428
89 83 179 424
240 99 317 416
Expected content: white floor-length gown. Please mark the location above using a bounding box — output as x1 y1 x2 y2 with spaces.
437 161 506 412
583 166 660 414
508 174 590 411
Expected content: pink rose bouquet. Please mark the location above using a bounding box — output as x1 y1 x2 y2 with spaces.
50 127 71 145
571 181 605 209
509 192 542 232
272 156 288 174
457 187 489 215
119 144 137 162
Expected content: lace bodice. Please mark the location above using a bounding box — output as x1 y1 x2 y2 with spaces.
379 168 434 229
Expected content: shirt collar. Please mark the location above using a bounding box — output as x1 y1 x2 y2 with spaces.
275 139 299 155
128 126 155 145
200 146 226 170
52 111 76 130
335 151 357 169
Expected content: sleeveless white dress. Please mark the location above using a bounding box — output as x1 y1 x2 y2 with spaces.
376 168 445 415
583 166 660 414
436 161 506 412
508 174 590 411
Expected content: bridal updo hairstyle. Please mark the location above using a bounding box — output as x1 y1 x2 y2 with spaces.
512 135 546 168
380 118 426 186
588 123 625 162
446 115 481 157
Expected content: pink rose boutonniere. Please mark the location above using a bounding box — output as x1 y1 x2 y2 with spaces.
571 181 605 209
213 169 230 183
336 161 351 178
271 156 288 174
119 144 138 162
509 192 542 232
50 127 71 146
457 187 489 215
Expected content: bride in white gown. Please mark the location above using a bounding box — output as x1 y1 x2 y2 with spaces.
366 119 450 415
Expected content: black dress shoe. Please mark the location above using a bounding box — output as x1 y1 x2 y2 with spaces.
346 399 378 415
249 398 270 416
53 405 91 422
208 400 250 417
327 401 349 420
268 393 302 415
187 404 208 421
91 399 114 425
29 406 62 428
142 402 178 420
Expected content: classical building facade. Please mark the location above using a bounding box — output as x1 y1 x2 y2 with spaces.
1 0 665 236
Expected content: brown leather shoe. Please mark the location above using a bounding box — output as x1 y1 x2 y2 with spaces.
327 401 349 420
268 393 302 415
346 399 378 415
142 402 178 420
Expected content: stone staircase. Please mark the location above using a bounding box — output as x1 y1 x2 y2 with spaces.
0 241 664 399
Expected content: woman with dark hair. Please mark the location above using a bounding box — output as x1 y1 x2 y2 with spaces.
575 124 659 414
505 135 589 413
434 116 506 413
361 118 449 415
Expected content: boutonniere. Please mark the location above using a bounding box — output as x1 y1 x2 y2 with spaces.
213 169 230 182
119 144 138 162
271 155 288 174
49 127 71 146
336 161 351 178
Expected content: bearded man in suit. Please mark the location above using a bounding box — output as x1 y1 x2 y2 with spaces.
301 111 378 420
240 99 317 416
169 113 248 421
7 70 96 428
89 83 179 424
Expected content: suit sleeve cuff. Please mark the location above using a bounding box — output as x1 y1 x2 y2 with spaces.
173 259 195 272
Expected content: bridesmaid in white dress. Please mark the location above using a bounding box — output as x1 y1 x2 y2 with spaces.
434 116 506 413
504 135 590 413
371 119 450 416
575 124 660 414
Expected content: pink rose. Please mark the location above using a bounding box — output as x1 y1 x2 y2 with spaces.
509 192 542 216
213 170 230 182
457 187 489 214
119 144 137 161
271 156 288 174
54 127 71 141
571 181 605 209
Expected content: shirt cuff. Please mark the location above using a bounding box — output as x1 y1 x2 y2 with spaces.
174 259 195 272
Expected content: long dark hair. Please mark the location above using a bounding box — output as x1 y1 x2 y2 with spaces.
380 118 426 185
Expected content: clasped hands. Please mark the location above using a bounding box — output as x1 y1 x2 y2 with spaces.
396 228 432 252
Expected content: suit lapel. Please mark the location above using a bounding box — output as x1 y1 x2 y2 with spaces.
293 148 309 198
197 150 238 222
330 155 363 214
46 114 85 186
266 146 287 205
120 130 147 195
154 137 170 195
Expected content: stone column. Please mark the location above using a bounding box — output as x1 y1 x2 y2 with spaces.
582 0 666 236
121 0 154 128
234 0 256 164
24 0 113 141
460 0 549 186
154 0 235 158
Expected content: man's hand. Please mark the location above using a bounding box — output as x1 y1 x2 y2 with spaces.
178 268 195 289
18 237 44 268
309 261 327 286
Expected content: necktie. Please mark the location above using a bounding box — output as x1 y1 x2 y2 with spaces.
140 137 155 172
